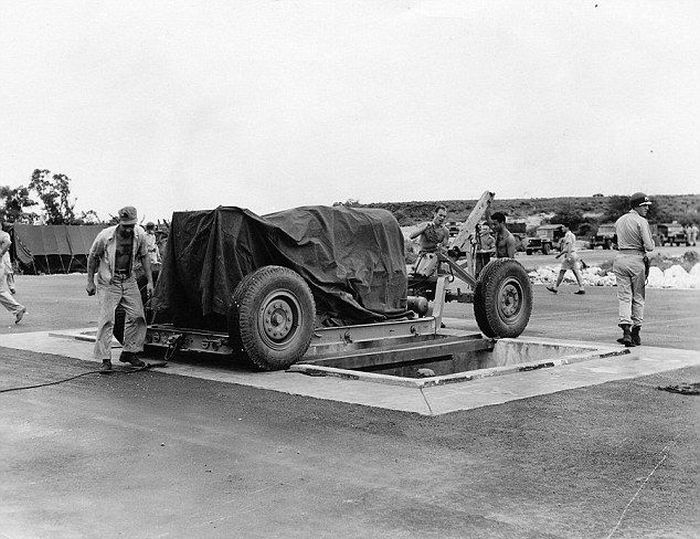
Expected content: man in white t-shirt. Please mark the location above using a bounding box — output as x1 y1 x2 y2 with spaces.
0 224 27 323
547 224 585 295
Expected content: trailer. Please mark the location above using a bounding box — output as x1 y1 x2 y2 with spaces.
115 192 532 371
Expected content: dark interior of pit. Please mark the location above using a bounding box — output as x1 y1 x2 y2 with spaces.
323 341 591 379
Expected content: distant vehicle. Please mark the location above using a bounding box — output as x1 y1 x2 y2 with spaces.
657 223 689 246
506 221 528 251
591 223 617 249
524 224 566 255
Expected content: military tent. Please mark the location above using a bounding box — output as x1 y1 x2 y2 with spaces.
10 224 106 274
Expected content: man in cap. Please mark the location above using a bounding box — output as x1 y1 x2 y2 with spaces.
86 206 154 371
613 192 655 347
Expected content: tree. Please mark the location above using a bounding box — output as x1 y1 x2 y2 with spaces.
28 169 78 224
0 185 38 223
549 202 584 231
602 195 630 223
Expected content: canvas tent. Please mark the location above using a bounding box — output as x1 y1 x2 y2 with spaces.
10 224 106 274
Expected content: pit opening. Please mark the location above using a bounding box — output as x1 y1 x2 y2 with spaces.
290 339 630 388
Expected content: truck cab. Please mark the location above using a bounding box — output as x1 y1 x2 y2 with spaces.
657 222 688 246
592 223 617 249
524 224 566 255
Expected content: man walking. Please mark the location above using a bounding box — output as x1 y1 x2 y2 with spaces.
547 224 585 295
0 223 26 323
613 192 655 347
86 207 154 371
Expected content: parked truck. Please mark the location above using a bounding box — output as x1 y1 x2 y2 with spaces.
591 223 617 249
657 223 688 246
524 224 566 255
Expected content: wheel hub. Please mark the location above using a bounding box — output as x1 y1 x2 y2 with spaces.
499 282 521 317
263 299 294 340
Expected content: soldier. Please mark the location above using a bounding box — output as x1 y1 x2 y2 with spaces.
490 212 517 258
547 224 585 295
0 223 26 324
409 205 450 277
86 206 154 371
613 192 655 347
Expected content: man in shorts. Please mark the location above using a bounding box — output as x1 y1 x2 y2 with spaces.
547 224 585 295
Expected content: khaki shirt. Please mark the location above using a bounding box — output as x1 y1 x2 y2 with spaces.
89 225 149 285
615 210 655 253
561 230 577 255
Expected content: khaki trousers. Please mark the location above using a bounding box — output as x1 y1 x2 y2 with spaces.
613 254 646 327
0 272 24 318
94 275 146 361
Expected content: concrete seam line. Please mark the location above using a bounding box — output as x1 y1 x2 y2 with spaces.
419 387 434 416
605 441 674 539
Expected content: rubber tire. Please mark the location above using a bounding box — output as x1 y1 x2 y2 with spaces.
526 249 532 256
604 239 612 250
228 266 316 371
473 258 533 338
542 243 551 255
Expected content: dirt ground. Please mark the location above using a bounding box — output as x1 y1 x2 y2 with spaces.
0 263 698 538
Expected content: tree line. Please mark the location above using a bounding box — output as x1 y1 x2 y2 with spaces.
1 169 109 225
337 193 700 234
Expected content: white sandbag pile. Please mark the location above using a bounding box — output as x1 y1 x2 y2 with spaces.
528 263 700 289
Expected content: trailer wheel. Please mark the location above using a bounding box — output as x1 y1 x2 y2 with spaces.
228 266 316 371
526 249 532 256
473 258 532 338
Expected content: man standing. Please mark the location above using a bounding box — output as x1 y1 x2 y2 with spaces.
0 223 26 323
491 212 517 258
613 192 655 347
144 222 161 265
547 224 585 295
410 205 450 254
87 207 153 371
475 223 496 275
689 223 699 247
409 205 450 276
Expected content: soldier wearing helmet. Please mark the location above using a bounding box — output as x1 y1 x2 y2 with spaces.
613 192 655 347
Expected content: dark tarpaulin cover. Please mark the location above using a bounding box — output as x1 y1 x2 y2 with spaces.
11 224 106 265
151 205 408 328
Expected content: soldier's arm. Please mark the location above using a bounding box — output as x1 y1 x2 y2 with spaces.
0 236 10 257
641 221 655 252
506 236 517 258
409 222 428 240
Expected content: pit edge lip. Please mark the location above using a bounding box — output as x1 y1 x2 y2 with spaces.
287 339 633 389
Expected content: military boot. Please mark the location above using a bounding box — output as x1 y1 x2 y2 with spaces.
616 324 634 347
631 326 641 346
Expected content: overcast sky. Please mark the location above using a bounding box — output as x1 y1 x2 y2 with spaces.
1 0 698 222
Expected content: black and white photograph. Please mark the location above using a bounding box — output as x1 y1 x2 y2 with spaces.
1 1 698 537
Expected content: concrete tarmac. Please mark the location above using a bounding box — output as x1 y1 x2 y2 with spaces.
0 274 698 538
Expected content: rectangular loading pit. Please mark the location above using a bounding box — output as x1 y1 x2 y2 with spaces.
289 339 631 388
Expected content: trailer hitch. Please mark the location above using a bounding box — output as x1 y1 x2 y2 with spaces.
163 333 185 362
